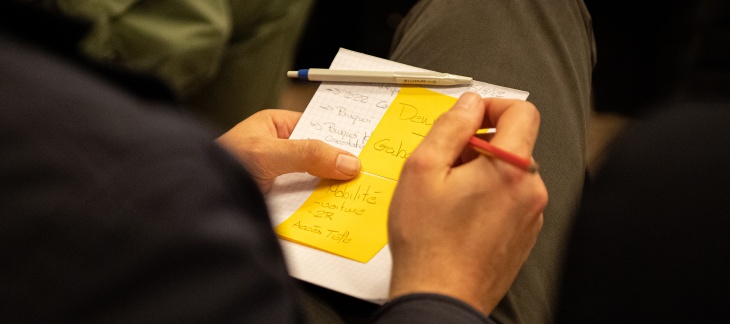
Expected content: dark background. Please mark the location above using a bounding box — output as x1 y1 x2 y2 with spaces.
293 0 418 69
295 0 730 117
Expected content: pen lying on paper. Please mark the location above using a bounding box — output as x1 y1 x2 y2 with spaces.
287 68 473 86
469 133 539 173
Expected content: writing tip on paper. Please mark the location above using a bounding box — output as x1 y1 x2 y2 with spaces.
476 128 496 135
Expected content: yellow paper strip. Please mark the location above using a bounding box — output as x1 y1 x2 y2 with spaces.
359 87 458 181
275 173 397 263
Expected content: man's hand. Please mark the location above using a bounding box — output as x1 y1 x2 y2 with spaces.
216 109 361 193
388 93 548 315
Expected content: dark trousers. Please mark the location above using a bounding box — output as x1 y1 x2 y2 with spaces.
302 1 595 323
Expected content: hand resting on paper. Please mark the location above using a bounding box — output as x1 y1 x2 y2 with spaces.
216 109 361 193
388 92 548 315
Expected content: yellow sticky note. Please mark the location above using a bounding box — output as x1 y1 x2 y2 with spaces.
359 87 458 181
275 173 397 263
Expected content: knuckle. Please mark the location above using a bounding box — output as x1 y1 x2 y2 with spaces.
521 101 541 126
300 140 328 166
437 107 472 128
249 109 274 122
526 180 549 222
402 151 436 174
533 212 545 235
243 137 268 156
533 181 549 210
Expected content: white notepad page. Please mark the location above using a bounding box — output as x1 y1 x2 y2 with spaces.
266 48 529 304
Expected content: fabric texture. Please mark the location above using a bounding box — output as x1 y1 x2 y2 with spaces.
372 294 495 324
557 102 730 322
57 0 314 131
389 1 594 323
557 1 730 321
0 31 303 322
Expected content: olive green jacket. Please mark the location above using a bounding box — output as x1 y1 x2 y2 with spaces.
58 0 313 129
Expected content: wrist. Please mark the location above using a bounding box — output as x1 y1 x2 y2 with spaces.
389 263 501 315
374 293 494 323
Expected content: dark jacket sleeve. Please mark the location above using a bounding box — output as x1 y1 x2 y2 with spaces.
371 294 495 324
0 32 302 323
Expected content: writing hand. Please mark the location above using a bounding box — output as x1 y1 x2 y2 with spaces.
216 109 361 193
388 93 547 314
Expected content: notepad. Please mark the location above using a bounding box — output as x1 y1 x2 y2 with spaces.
266 48 529 303
274 87 459 263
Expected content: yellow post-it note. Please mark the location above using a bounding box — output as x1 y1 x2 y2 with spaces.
359 87 458 181
275 173 397 263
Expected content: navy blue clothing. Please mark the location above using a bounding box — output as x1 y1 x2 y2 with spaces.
0 31 301 322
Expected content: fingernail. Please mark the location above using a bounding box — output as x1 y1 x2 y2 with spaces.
336 154 361 176
455 92 480 109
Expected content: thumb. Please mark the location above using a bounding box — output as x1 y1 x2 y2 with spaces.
273 139 361 180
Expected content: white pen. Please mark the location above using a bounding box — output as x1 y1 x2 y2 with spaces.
287 68 473 86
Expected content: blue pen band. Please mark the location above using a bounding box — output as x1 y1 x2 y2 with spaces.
298 69 309 80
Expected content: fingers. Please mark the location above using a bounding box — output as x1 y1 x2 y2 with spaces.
216 109 360 193
483 99 541 157
272 139 361 180
268 109 303 138
409 92 485 170
243 109 303 138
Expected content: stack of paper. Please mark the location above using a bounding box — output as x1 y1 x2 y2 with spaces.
266 48 529 304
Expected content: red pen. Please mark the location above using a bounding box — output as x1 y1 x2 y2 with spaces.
468 136 539 173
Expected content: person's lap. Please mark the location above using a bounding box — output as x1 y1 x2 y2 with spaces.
389 1 594 322
298 1 594 322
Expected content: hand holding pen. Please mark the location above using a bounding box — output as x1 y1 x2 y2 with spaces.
388 92 547 315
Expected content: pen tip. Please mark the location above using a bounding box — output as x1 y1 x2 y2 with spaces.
287 71 297 78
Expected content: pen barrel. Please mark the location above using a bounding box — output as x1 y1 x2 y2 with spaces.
468 137 537 172
393 73 460 85
303 69 471 85
306 69 397 83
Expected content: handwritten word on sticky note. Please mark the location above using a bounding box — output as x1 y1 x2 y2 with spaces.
275 173 397 263
359 87 458 181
